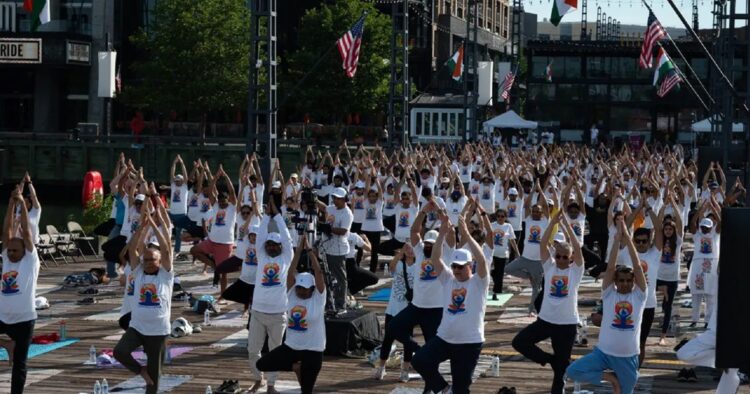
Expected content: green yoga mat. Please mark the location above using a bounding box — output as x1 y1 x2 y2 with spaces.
0 338 79 361
486 293 513 307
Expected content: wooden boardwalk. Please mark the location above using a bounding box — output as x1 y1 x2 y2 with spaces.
10 254 748 394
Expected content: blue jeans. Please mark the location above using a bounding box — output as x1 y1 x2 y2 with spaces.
566 347 640 394
169 213 193 253
106 224 122 279
412 336 482 394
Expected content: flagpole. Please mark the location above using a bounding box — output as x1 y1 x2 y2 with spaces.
655 42 710 112
641 1 715 107
273 11 368 113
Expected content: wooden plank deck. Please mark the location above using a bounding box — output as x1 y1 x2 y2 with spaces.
12 252 748 394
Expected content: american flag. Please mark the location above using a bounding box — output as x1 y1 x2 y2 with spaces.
115 65 122 93
336 14 366 78
639 11 666 69
657 71 681 97
500 70 516 100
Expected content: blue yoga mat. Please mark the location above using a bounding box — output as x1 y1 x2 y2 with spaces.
367 288 391 302
0 338 79 361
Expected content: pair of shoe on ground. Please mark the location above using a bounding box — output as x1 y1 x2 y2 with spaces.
374 366 411 382
677 368 698 382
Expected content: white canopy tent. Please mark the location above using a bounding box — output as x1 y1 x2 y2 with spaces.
483 110 538 130
691 118 744 133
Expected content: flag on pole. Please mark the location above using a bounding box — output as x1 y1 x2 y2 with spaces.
23 0 51 32
657 71 681 97
336 14 366 78
639 11 666 69
550 0 577 26
445 44 464 81
653 48 680 97
115 65 122 94
545 62 553 82
500 69 516 101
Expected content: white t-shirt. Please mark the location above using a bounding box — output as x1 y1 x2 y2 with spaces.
238 239 258 285
522 218 549 260
121 203 140 241
393 205 418 243
252 215 294 314
423 197 446 230
169 183 189 215
0 248 39 324
27 207 41 245
468 181 481 199
491 222 516 258
361 199 384 232
411 242 449 309
498 199 523 232
445 196 468 227
350 193 367 223
129 266 174 336
459 164 473 183
436 270 490 344
479 182 496 212
186 190 202 223
207 204 237 244
382 192 398 217
694 229 719 259
241 184 265 209
324 205 353 256
637 248 661 309
346 232 366 259
597 285 646 357
566 213 586 245
386 261 417 316
285 288 327 352
539 259 584 325
121 264 135 316
656 237 683 282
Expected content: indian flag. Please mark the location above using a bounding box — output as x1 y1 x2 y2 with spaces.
551 0 578 26
445 44 464 81
652 47 675 86
23 0 51 32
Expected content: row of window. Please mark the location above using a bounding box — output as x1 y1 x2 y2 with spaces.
530 55 712 80
525 104 696 132
528 83 662 102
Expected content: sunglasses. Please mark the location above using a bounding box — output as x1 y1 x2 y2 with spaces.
555 254 570 260
634 239 649 244
241 211 252 215
451 264 468 270
497 214 506 218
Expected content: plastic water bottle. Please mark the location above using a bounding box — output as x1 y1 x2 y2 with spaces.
491 356 500 377
89 345 97 363
58 320 67 341
581 319 589 345
204 308 211 326
384 263 390 277
205 385 213 394
93 380 101 394
101 378 109 394
573 381 581 394
164 346 172 364
672 314 681 338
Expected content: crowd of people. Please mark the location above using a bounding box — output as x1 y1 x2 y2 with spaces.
0 139 746 394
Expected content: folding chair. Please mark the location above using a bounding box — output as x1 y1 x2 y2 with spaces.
46 225 82 263
67 221 98 260
35 234 59 268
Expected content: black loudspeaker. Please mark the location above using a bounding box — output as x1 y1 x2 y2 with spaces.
716 207 750 370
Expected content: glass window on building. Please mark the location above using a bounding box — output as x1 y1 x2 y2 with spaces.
587 57 610 78
610 107 650 131
528 84 556 101
589 84 608 101
60 0 93 35
631 84 652 101
532 56 550 79
564 57 581 78
690 58 708 80
557 84 586 101
610 85 632 101
611 57 636 79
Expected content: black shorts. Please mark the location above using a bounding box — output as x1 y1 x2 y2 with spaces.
640 307 655 345
222 279 254 307
185 222 205 238
102 235 127 262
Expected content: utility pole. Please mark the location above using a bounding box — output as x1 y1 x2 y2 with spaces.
463 0 480 141
247 0 278 184
388 0 410 148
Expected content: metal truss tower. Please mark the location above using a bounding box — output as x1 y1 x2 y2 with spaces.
388 0 410 147
596 7 602 40
464 0 480 141
581 0 588 40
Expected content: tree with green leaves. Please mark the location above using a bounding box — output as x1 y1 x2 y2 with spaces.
282 0 392 124
120 0 250 125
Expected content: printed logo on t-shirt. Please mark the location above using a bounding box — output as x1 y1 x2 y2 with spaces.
398 212 410 227
471 185 480 195
427 211 438 221
261 263 281 287
701 259 712 274
1 271 20 295
130 219 140 235
661 251 675 264
287 305 308 331
353 198 364 210
462 168 468 175
482 190 491 200
200 200 210 213
508 204 517 218
189 195 199 208
386 200 396 210
611 301 635 330
126 274 135 296
493 231 505 246
694 274 705 290
366 207 376 220
172 190 181 202
571 223 583 237
640 260 649 282
138 283 161 307
527 225 542 243
419 260 438 281
447 288 467 315
215 210 226 226
549 275 569 298
238 226 247 240
245 248 257 266
699 238 712 254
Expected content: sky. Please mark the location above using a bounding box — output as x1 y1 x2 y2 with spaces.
523 0 747 29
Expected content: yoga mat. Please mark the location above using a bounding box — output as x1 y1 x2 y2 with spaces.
0 369 61 390
186 284 220 295
36 283 62 296
103 330 126 341
272 379 302 393
177 272 212 283
0 339 79 361
211 329 246 349
486 293 512 307
495 306 538 325
94 346 194 368
209 310 248 328
84 307 121 322
367 288 391 302
401 354 494 383
110 374 192 393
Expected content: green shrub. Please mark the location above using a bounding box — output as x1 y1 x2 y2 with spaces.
78 193 113 234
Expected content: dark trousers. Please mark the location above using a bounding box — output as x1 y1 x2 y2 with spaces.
514 229 524 257
326 254 348 310
0 319 35 394
345 258 379 294
656 280 678 334
168 213 194 253
641 307 655 345
512 319 576 394
383 215 396 234
379 314 413 361
412 336 482 394
491 256 508 294
213 256 242 286
362 230 382 272
114 328 167 394
387 304 442 363
256 343 323 394
350 222 362 235
584 233 609 261
380 238 405 257
582 245 606 278
118 312 131 331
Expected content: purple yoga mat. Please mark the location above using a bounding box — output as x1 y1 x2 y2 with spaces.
96 346 193 368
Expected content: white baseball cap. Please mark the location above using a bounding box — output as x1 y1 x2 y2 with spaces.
290 173 299 179
135 194 146 202
699 218 714 228
271 181 282 189
249 225 260 235
355 180 366 189
174 174 184 181
295 272 315 289
441 177 450 183
450 248 472 265
266 233 282 244
508 188 519 196
553 232 566 243
423 230 439 244
331 187 347 198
